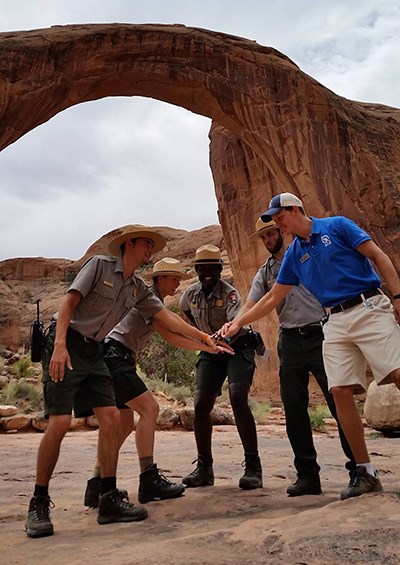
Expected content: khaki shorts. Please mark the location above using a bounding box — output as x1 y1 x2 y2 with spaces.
322 294 400 393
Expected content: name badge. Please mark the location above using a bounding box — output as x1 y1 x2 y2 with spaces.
216 299 223 307
103 280 114 287
300 253 310 263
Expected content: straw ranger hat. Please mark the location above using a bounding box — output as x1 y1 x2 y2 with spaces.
193 244 223 265
108 224 166 257
146 257 191 280
249 217 278 241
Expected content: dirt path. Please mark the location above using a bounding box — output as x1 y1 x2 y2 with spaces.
1 426 400 564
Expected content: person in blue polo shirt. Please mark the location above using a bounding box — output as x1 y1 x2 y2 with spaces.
222 193 400 500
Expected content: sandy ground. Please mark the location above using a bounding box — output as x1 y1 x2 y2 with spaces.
1 425 400 565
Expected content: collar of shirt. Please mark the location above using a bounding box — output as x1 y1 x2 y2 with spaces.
193 279 223 299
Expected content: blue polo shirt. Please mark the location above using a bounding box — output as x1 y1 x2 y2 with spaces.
276 216 381 307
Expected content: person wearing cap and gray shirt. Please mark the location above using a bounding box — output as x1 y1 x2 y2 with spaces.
82 258 231 507
237 217 355 496
179 245 262 491
26 226 221 539
223 193 400 500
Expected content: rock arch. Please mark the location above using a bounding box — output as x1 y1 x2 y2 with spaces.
1 23 399 393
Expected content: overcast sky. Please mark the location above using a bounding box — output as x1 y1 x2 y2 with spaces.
1 0 399 260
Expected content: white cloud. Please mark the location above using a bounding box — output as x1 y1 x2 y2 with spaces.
0 0 399 259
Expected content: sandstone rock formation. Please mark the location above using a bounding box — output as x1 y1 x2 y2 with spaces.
1 23 399 394
364 382 400 433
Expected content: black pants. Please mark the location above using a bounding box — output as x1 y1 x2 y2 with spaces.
278 328 355 479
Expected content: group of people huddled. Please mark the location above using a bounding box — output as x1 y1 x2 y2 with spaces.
25 192 400 538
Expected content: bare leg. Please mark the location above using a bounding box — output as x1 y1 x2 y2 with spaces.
331 385 370 463
36 414 72 485
93 406 120 477
126 391 159 459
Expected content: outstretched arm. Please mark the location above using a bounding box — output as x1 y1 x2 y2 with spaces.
153 320 230 354
222 283 292 338
154 307 225 352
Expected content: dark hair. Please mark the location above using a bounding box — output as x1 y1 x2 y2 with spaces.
283 206 305 215
120 238 139 255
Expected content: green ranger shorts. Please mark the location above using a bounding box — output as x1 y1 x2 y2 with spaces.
42 323 116 417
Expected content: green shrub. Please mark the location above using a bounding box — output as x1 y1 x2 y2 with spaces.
249 399 272 424
0 379 43 410
309 404 331 432
0 356 5 372
11 358 35 379
137 312 197 388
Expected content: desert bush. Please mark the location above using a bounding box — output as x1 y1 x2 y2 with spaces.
137 309 197 388
142 375 194 400
11 358 35 379
249 398 272 424
0 379 43 410
0 356 5 372
308 404 331 432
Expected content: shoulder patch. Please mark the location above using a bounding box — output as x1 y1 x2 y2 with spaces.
226 291 238 305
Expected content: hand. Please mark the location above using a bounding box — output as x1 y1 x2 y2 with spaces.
221 321 241 339
49 345 72 382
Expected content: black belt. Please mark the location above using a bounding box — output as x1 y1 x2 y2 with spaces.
330 289 381 314
281 324 322 336
104 337 133 357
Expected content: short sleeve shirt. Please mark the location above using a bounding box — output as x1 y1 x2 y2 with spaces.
107 284 164 353
247 255 325 328
64 255 163 341
276 216 381 307
179 279 246 336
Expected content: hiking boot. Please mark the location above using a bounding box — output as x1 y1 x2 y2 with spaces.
97 489 148 524
286 476 322 496
138 464 185 503
239 454 263 490
25 495 54 538
340 467 383 500
84 476 101 508
182 456 214 488
84 476 129 509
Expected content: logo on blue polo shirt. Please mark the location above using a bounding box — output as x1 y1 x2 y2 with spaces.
321 235 332 247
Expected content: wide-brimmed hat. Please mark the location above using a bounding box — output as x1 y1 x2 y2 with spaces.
261 192 304 220
192 244 223 265
249 217 278 241
108 224 166 257
145 257 191 280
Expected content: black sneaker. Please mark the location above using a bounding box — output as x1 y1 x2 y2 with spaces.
340 467 383 500
97 489 148 524
239 455 263 490
25 495 54 538
286 477 322 497
138 464 185 503
182 457 214 488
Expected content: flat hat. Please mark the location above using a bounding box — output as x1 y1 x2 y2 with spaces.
193 244 223 265
261 192 304 220
249 217 278 241
108 224 166 257
145 257 191 280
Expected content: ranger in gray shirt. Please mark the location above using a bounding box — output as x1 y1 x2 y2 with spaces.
241 218 355 496
179 245 262 491
26 226 220 539
81 258 230 508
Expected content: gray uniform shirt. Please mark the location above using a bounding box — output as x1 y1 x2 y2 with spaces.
247 255 325 329
179 279 247 337
64 255 163 341
107 284 164 354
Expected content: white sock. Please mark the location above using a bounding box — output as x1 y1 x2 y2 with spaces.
357 463 376 477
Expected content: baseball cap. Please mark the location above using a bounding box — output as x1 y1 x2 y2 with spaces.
261 193 304 220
